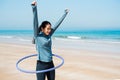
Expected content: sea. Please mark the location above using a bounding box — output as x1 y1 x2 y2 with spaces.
0 30 120 44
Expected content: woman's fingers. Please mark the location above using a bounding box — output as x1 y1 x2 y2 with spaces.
31 1 37 5
65 9 69 13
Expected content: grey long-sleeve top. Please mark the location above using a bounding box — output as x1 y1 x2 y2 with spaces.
32 5 68 62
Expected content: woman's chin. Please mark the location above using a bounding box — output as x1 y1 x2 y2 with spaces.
46 33 50 35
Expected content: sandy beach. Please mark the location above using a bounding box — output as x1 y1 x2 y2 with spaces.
0 39 120 80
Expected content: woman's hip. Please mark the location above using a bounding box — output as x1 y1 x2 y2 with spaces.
36 60 54 70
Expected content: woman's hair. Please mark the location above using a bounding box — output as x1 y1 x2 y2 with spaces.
38 21 51 33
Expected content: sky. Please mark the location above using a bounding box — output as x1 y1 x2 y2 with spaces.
0 0 120 31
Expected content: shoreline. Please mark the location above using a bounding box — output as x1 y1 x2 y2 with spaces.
0 38 120 54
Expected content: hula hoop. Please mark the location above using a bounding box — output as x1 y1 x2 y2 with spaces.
16 54 64 74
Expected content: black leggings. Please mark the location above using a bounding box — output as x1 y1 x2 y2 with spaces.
36 60 55 80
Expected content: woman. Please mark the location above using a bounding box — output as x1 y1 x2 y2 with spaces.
31 1 69 80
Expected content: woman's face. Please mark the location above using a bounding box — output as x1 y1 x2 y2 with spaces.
42 24 51 35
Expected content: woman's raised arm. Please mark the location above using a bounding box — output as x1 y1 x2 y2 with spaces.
50 9 69 36
31 1 39 40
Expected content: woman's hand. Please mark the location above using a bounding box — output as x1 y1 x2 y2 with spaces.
31 1 37 6
65 9 69 13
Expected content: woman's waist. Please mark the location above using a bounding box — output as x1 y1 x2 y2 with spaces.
37 60 53 63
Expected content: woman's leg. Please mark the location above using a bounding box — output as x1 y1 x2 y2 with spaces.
36 61 46 80
46 61 55 80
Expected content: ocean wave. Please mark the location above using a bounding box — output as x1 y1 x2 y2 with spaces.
53 36 82 42
0 35 32 42
0 35 14 38
54 35 88 40
67 36 81 39
18 38 31 42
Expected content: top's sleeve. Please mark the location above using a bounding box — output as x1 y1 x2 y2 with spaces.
50 11 68 36
32 5 39 39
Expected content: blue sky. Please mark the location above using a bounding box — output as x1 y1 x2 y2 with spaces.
0 0 120 31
